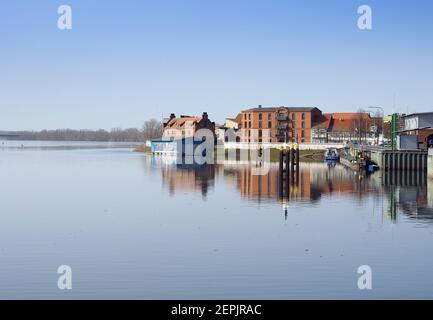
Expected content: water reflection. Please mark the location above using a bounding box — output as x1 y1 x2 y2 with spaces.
150 156 222 198
145 156 433 224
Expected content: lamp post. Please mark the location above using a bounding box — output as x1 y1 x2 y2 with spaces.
369 106 384 146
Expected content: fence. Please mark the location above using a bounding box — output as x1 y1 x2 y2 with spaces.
223 142 345 150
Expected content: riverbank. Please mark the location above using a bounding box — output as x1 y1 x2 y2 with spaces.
134 145 151 153
134 145 325 162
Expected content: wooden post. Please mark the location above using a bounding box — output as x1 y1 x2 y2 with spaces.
295 148 300 186
279 150 284 196
290 148 295 185
285 150 290 186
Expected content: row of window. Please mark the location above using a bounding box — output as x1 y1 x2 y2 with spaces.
243 138 306 143
243 112 307 121
242 121 306 129
244 129 306 138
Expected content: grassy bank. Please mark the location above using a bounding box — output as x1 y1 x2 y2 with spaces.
134 145 151 153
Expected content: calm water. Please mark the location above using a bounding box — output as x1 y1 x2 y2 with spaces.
1 143 433 299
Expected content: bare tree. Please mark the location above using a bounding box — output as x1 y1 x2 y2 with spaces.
142 119 163 141
349 108 369 143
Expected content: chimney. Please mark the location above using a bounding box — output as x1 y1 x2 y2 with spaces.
258 105 262 109
170 113 176 119
202 112 209 120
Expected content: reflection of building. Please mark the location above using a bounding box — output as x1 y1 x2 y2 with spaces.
230 163 374 203
161 163 220 198
382 171 433 222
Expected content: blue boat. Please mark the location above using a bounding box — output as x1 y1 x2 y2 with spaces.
324 148 340 162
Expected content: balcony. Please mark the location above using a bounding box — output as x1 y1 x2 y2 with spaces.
277 114 287 121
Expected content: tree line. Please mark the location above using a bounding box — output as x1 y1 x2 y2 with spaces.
5 119 163 142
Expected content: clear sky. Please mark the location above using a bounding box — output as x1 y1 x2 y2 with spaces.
1 0 433 130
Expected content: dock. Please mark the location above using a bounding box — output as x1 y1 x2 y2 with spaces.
370 149 428 171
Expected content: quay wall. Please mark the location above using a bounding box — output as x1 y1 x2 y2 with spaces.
428 149 433 179
371 149 428 171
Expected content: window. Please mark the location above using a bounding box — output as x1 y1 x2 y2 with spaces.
292 121 296 128
292 113 296 120
302 121 305 129
268 113 272 120
302 113 305 120
258 130 262 137
301 130 305 138
259 113 262 120
248 113 251 120
259 121 262 129
244 114 247 120
249 121 252 128
268 121 272 128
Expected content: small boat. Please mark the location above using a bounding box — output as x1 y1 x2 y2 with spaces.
324 148 340 162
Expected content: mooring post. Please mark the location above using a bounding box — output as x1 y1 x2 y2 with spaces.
279 149 284 195
296 147 300 185
285 150 290 186
289 147 294 185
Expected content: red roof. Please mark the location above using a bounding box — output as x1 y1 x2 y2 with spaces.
165 117 203 129
312 112 376 132
332 113 371 120
313 113 332 129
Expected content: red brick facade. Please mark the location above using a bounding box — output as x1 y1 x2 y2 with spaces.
236 106 322 143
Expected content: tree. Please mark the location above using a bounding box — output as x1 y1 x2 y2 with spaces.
142 119 163 141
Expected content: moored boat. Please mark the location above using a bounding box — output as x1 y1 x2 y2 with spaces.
324 148 340 162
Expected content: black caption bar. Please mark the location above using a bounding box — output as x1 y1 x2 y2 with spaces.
1 300 432 319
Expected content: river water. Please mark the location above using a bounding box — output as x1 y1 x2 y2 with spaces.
1 142 433 299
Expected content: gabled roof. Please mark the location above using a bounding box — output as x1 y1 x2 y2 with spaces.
312 114 333 129
312 112 377 133
332 113 371 120
165 117 203 129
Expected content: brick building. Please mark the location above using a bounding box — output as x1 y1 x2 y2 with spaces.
312 112 382 143
235 106 323 143
401 112 433 150
162 112 215 140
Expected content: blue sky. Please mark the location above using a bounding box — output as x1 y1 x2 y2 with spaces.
1 0 433 130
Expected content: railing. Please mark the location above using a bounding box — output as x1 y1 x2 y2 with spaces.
224 142 345 150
